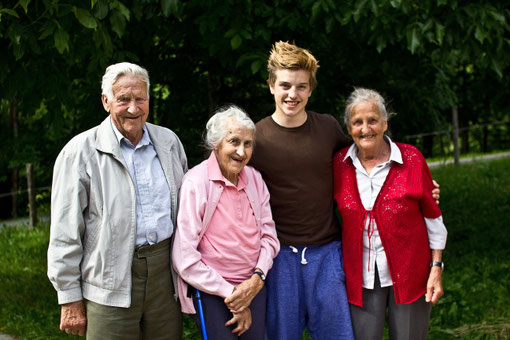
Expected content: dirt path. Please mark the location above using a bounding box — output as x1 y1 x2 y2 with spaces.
427 151 510 169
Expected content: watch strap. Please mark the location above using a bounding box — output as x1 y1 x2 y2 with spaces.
430 261 444 271
253 271 265 281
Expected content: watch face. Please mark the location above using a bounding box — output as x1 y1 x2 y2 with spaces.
254 272 265 281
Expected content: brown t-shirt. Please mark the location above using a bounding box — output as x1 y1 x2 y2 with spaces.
249 111 350 245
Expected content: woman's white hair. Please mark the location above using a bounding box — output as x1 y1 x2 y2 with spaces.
205 105 256 150
101 62 150 100
344 87 389 126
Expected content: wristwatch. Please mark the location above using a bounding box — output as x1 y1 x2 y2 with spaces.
253 271 266 282
430 261 444 271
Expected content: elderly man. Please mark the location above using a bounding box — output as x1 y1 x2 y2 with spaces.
47 62 187 339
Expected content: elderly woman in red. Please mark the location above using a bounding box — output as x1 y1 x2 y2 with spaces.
333 88 447 340
172 105 280 339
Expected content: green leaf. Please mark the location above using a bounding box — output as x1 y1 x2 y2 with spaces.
353 0 367 23
74 7 98 29
390 0 401 8
376 35 387 53
325 16 335 33
251 60 262 74
54 28 69 54
0 8 20 18
435 22 445 45
488 10 506 26
491 58 503 79
224 28 237 38
110 9 126 38
369 0 378 15
13 43 24 60
91 0 98 8
421 19 433 33
161 0 178 17
117 2 130 21
407 27 419 54
231 35 242 50
240 29 252 40
474 25 486 44
311 2 321 22
93 0 109 20
18 0 31 13
38 21 55 40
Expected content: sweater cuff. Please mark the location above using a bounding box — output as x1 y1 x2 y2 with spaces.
217 282 235 299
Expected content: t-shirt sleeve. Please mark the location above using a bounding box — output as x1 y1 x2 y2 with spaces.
332 117 351 151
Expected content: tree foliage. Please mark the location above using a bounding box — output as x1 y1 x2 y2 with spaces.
0 0 509 217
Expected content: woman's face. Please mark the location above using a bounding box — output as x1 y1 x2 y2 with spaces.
347 100 387 152
214 120 254 184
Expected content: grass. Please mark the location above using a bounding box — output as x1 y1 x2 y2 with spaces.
426 157 510 339
1 157 509 339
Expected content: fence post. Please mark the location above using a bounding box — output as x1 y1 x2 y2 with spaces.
452 105 460 166
26 163 37 228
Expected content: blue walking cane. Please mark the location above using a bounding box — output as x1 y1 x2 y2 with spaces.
195 289 208 340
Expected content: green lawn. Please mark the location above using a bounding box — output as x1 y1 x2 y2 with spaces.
1 157 509 339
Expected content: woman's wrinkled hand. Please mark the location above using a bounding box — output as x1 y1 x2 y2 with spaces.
224 274 263 313
425 267 444 304
225 307 252 336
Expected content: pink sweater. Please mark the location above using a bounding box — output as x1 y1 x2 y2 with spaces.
172 152 280 313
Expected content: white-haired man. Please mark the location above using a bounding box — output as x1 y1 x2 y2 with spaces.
48 62 187 339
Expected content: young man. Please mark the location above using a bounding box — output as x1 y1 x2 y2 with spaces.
248 41 354 339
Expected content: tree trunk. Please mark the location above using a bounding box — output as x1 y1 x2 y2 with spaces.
9 94 19 218
26 163 37 228
452 105 460 165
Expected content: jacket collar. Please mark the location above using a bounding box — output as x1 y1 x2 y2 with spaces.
95 116 124 161
95 116 175 160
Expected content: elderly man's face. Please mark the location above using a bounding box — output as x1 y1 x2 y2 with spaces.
102 74 149 146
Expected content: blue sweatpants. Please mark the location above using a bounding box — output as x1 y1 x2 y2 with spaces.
265 240 354 340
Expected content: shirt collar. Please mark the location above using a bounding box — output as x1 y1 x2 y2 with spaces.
344 135 403 165
207 151 248 189
110 116 151 148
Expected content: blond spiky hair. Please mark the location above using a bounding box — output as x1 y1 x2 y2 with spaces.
267 41 320 90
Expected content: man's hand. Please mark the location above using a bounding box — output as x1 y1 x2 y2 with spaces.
425 266 444 304
60 301 87 336
224 273 264 313
432 179 440 205
225 307 252 336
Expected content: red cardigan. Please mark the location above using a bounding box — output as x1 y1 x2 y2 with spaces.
333 143 442 306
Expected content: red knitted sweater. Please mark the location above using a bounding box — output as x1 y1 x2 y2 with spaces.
333 143 442 306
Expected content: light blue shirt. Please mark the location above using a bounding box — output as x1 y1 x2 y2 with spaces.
110 118 173 247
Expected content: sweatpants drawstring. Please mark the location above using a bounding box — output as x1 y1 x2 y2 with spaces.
289 246 308 265
301 247 308 264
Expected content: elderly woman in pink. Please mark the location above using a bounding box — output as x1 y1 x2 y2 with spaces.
172 105 280 339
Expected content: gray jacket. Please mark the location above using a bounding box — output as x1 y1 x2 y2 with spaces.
47 117 187 308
